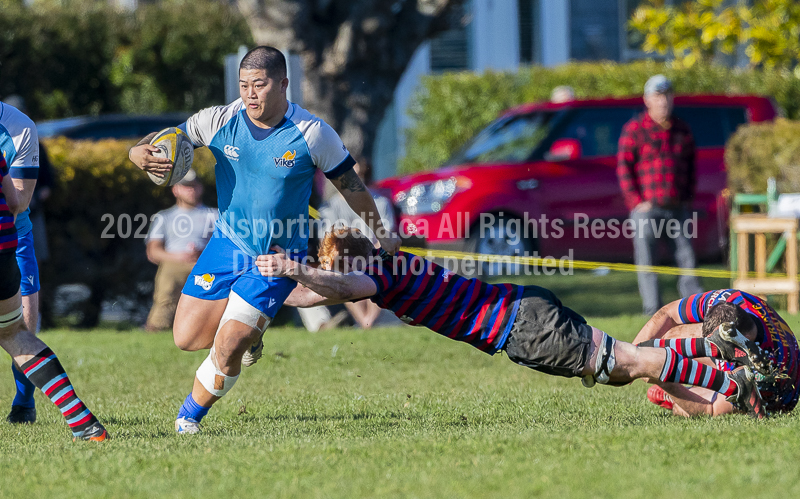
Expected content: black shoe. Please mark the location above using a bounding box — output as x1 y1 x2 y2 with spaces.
726 367 767 419
73 421 108 442
708 323 770 374
7 405 36 424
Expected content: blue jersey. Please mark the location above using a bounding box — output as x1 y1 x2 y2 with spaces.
180 100 354 257
0 103 39 237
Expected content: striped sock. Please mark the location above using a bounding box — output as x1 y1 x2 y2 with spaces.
20 347 98 436
639 338 718 358
658 348 737 397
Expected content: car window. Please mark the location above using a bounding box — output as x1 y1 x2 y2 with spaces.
544 107 640 158
69 123 142 140
672 106 747 148
448 111 559 164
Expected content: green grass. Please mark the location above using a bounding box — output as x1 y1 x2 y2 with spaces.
2 315 800 498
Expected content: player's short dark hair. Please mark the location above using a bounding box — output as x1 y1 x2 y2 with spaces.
240 46 287 79
702 302 754 337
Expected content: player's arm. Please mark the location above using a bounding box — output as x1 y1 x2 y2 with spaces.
330 167 400 253
2 171 20 215
255 249 378 302
659 383 736 417
284 284 349 308
633 300 686 345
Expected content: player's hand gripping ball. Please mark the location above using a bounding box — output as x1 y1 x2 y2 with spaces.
148 127 194 186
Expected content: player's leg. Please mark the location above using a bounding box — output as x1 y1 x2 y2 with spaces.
8 231 40 424
172 236 236 351
175 290 276 434
172 294 228 351
586 329 765 418
0 255 107 441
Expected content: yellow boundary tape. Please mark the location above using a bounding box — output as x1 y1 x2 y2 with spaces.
399 247 793 281
307 205 789 280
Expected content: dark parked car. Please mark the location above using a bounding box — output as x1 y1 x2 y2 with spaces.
37 113 190 140
377 95 778 265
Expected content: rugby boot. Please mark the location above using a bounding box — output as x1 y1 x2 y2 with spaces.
6 405 36 424
726 367 767 420
646 385 673 410
242 333 264 367
708 322 770 375
73 421 109 442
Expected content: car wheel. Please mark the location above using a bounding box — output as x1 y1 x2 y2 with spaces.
468 216 535 277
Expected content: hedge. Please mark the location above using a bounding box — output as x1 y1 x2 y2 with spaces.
725 119 800 195
400 61 800 174
40 138 218 326
0 0 251 120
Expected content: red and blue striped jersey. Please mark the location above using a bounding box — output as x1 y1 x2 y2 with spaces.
0 155 18 255
364 251 523 354
678 289 800 411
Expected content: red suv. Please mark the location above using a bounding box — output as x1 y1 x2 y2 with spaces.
377 95 777 265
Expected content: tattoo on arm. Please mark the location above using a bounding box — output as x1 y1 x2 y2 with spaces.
334 168 366 193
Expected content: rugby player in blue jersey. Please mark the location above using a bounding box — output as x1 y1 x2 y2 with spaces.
1 100 44 424
257 228 768 419
129 47 400 434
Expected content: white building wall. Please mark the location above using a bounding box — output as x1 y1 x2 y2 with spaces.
470 0 520 72
541 0 570 67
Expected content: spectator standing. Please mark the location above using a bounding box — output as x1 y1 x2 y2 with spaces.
617 75 703 315
144 169 216 331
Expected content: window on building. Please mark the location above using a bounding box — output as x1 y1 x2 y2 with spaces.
518 0 541 65
570 0 621 61
430 3 472 72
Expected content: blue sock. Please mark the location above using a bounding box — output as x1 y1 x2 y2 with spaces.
177 393 210 422
12 363 36 409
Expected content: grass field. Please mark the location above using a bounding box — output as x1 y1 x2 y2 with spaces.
1 308 800 498
0 316 800 498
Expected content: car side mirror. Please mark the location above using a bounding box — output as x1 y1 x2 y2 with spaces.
545 138 582 161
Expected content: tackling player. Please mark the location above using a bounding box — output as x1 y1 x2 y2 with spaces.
1 100 43 424
255 228 767 419
128 46 401 434
633 290 800 417
0 156 107 441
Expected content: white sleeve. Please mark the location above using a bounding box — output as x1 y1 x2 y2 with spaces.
290 105 355 179
182 99 244 147
305 120 354 178
2 105 40 171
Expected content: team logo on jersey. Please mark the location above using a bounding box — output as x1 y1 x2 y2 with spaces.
223 145 240 161
194 273 215 291
274 150 296 168
441 269 456 282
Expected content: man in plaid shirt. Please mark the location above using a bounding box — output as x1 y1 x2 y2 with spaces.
617 75 703 315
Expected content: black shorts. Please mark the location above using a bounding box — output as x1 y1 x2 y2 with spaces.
503 285 592 378
0 251 21 301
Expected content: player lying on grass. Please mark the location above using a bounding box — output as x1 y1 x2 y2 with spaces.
632 290 799 417
0 156 107 441
255 227 766 419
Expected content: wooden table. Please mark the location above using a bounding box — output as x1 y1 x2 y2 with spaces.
732 214 799 314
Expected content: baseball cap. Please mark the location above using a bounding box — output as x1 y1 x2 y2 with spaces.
177 168 198 185
644 75 673 95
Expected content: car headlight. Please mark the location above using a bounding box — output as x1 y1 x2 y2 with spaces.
394 177 471 215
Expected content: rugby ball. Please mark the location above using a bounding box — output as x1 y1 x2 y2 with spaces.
148 127 194 187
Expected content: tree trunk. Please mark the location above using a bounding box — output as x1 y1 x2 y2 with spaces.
236 0 463 177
